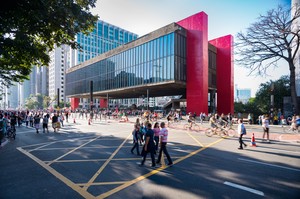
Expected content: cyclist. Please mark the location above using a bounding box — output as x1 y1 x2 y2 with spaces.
187 112 195 129
218 113 228 128
209 114 218 131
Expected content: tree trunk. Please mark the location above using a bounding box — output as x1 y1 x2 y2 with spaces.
289 62 299 115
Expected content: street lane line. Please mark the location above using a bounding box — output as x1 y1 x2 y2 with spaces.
83 133 132 191
239 158 300 172
224 181 264 196
47 136 102 166
185 130 204 147
98 138 224 199
17 147 96 199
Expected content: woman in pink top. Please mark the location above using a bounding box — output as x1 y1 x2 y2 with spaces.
153 122 160 152
156 122 173 166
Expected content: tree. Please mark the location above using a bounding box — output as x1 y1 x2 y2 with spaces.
255 75 291 114
235 4 300 114
24 94 39 110
0 0 98 86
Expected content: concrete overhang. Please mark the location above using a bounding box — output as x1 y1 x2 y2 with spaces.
67 80 186 99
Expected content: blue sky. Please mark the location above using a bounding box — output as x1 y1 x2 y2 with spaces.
91 0 291 97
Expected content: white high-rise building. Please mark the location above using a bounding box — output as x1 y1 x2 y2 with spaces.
292 0 300 97
49 45 68 107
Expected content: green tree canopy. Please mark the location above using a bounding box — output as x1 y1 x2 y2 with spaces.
0 0 98 86
235 4 300 114
255 75 290 113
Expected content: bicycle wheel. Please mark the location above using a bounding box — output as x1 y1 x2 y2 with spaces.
193 124 200 132
227 128 236 137
217 129 227 138
183 124 190 130
205 128 214 137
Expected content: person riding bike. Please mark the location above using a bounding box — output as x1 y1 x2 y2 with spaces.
218 113 228 128
187 112 195 129
209 114 218 131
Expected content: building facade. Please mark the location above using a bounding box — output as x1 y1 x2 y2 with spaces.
234 85 251 104
61 20 138 108
66 12 234 115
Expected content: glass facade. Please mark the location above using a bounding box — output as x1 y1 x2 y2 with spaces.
66 32 186 96
76 20 138 64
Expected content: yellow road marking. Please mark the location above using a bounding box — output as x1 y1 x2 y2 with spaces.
185 130 204 147
77 181 128 186
83 133 132 191
98 138 224 198
17 147 96 199
47 136 101 166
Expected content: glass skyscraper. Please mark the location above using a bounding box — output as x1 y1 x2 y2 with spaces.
69 20 138 68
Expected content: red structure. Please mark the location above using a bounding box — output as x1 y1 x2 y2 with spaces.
70 12 233 114
209 35 234 114
70 98 79 111
177 12 209 115
177 12 233 115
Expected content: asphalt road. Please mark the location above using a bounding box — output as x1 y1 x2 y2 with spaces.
0 118 299 199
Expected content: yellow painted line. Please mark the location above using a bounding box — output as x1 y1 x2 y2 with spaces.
83 133 132 191
17 147 96 199
98 138 225 199
185 131 204 147
33 145 132 151
47 136 101 166
28 142 58 152
77 181 128 186
21 135 98 149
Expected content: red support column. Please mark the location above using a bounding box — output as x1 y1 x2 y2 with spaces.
177 12 208 115
70 98 79 110
100 99 107 108
209 35 234 115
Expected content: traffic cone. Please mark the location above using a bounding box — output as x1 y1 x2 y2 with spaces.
73 118 76 123
251 133 257 147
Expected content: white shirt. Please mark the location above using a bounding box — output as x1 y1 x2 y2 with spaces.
262 118 269 128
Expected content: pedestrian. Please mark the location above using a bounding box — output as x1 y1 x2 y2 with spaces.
153 122 160 152
237 119 247 150
262 114 270 142
29 114 34 127
156 122 173 166
34 114 41 134
52 113 58 132
140 122 156 167
42 115 49 133
131 124 141 155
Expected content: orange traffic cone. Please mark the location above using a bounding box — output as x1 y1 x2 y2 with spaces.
73 118 76 123
251 133 257 147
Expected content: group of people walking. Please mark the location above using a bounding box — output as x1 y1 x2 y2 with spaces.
131 118 173 168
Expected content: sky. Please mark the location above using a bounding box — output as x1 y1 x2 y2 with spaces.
91 0 291 97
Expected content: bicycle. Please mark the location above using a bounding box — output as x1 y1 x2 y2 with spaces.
282 125 299 134
205 125 236 138
168 118 181 128
184 121 200 132
6 125 16 140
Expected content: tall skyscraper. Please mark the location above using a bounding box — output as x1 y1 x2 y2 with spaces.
68 20 138 68
62 20 138 108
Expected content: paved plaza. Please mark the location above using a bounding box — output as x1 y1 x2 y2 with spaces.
0 117 300 199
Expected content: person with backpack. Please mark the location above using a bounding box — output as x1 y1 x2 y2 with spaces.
237 119 247 150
